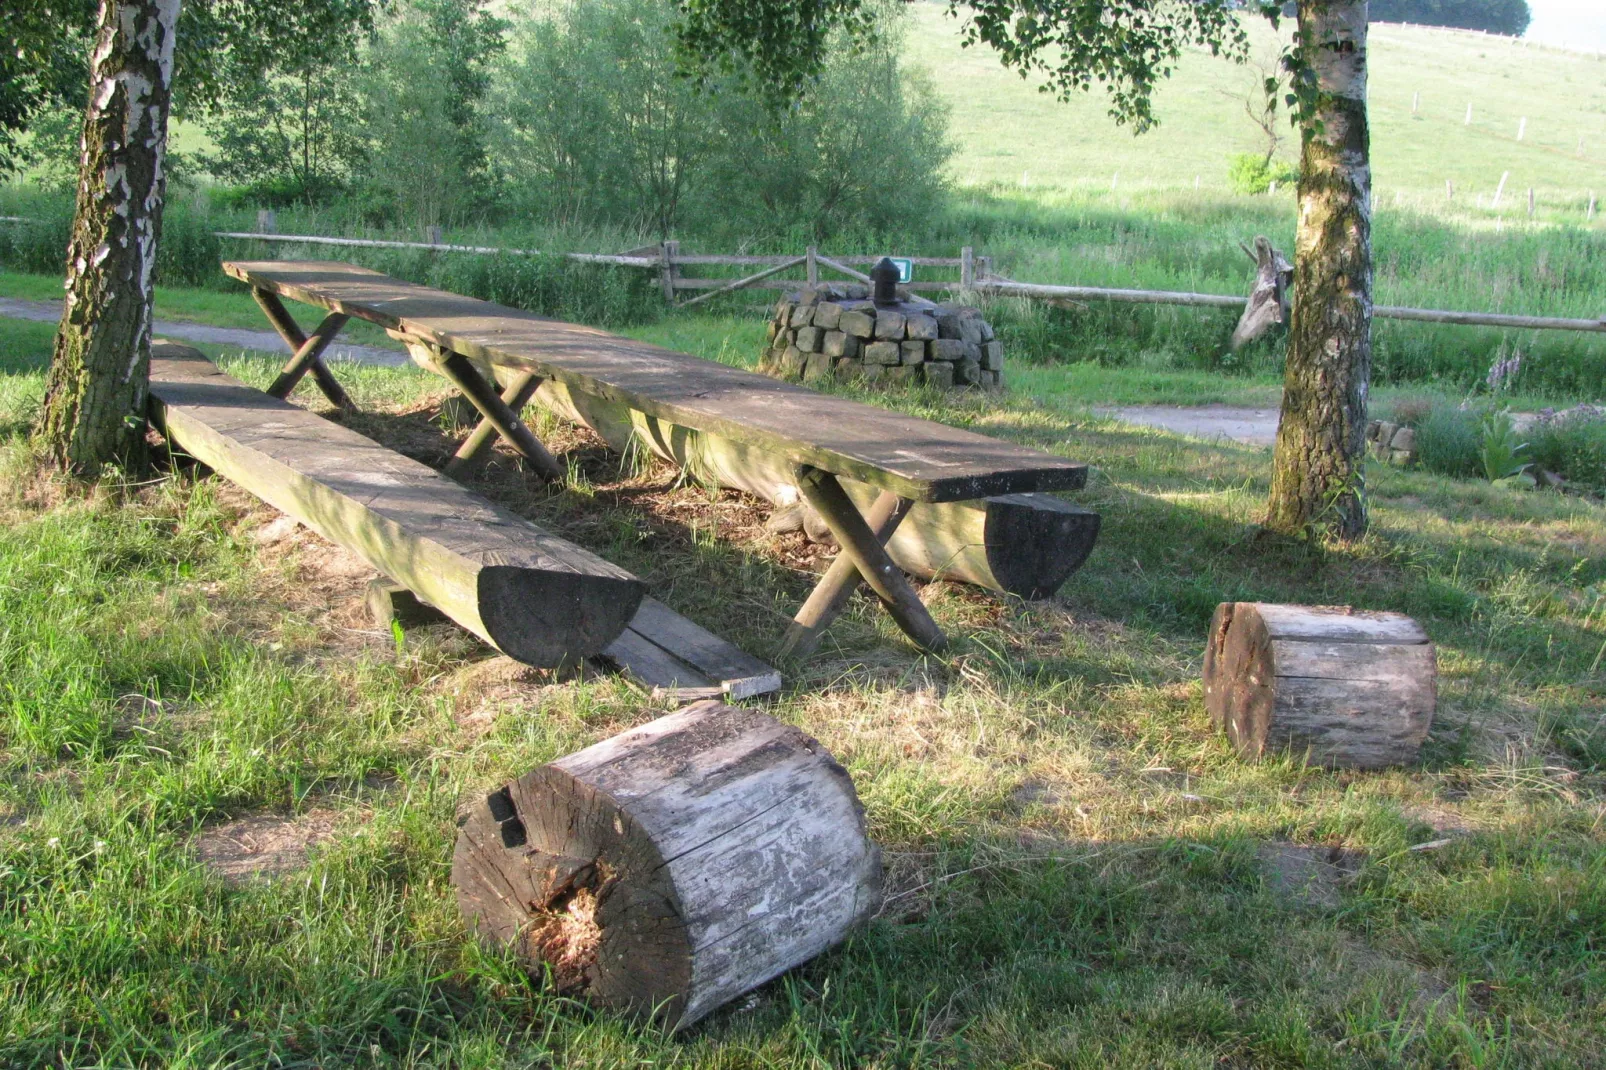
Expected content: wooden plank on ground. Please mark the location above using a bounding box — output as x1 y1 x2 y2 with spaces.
146 342 644 667
222 261 1087 503
600 598 782 702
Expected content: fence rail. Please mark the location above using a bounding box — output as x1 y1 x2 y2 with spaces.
976 278 1606 334
3 217 1601 333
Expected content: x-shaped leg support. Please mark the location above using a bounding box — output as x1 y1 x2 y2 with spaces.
444 370 545 478
252 288 356 412
778 466 948 659
405 340 564 483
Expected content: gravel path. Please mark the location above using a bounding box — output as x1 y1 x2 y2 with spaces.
0 296 408 367
1095 404 1281 446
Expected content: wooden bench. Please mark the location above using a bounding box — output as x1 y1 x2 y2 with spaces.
147 343 780 698
225 260 1092 656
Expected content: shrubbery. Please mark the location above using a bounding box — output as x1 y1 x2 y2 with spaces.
1390 400 1606 490
494 0 948 243
1530 407 1606 489
1227 154 1298 196
1410 404 1483 479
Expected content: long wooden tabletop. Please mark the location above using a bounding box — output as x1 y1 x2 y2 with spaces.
224 260 1087 502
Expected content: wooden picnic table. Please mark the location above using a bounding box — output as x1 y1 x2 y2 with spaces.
225 260 1089 655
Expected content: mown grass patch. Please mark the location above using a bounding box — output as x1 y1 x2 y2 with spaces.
1 322 1603 1066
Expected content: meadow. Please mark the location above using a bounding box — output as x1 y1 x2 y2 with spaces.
2 296 1606 1067
906 4 1606 212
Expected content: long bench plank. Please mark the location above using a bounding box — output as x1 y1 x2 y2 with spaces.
223 261 1086 503
146 343 645 667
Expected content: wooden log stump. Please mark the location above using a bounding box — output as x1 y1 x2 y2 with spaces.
1204 603 1436 769
453 701 882 1030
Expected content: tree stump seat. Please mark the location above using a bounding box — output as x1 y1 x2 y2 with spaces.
1204 602 1437 769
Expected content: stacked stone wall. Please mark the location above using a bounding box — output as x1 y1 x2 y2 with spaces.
760 285 1003 391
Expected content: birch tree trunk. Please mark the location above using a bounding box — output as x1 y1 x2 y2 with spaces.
38 0 182 476
1265 1 1373 540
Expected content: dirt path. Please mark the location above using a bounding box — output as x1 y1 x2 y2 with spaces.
1096 404 1281 446
0 296 407 367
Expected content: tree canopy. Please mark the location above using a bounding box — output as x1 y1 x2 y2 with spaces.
673 0 1280 130
0 0 378 174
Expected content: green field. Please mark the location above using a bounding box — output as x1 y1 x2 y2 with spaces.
908 3 1606 214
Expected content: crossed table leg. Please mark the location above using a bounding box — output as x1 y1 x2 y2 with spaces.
779 465 948 659
251 288 356 412
401 340 564 483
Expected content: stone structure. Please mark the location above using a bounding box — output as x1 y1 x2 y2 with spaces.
760 285 1003 391
1366 420 1417 466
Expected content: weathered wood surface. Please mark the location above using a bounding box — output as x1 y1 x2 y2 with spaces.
1229 237 1293 351
528 379 1099 599
250 288 355 411
222 261 1086 502
601 598 782 702
1203 602 1436 769
453 701 881 1030
368 575 781 701
408 340 564 482
779 490 911 660
146 343 643 666
795 468 946 653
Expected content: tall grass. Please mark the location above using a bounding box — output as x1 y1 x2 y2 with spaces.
6 174 1606 396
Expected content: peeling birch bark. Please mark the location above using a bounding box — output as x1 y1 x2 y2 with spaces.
1266 1 1373 539
39 0 181 475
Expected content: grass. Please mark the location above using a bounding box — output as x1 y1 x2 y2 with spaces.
2 304 1605 1065
907 2 1606 211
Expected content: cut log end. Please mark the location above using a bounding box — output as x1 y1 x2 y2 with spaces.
1205 602 1436 770
453 702 881 1030
478 568 645 666
984 495 1102 599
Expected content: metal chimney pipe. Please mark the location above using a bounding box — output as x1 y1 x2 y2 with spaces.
871 257 899 307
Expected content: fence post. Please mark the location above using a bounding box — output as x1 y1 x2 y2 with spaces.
960 246 975 292
1528 188 1536 218
256 209 277 234
425 225 443 246
659 240 680 304
806 245 819 287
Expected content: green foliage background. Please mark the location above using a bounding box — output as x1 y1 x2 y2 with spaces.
1368 0 1531 35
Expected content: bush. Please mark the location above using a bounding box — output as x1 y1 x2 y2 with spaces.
1412 404 1482 479
0 194 224 291
493 0 948 243
1227 154 1298 196
154 207 223 288
1529 407 1606 489
0 209 71 275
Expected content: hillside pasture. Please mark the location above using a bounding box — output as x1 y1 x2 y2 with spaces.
910 3 1606 215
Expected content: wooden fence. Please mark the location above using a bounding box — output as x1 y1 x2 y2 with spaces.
212 231 1606 332
215 232 990 302
7 218 1604 334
